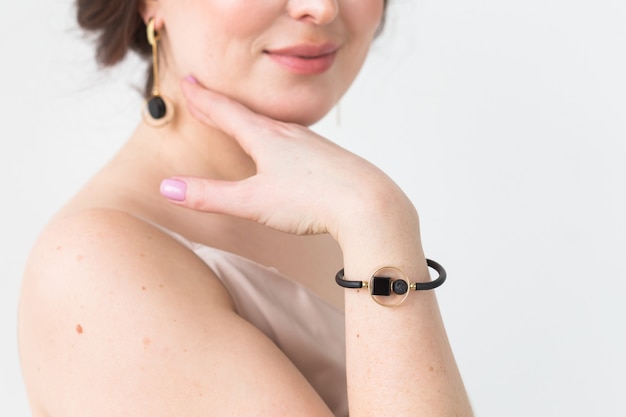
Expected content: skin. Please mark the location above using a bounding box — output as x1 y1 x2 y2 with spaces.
149 0 382 125
18 0 473 416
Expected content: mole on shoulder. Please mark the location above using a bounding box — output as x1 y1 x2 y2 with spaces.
76 324 83 335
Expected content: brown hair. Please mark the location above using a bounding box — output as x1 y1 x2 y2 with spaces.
77 0 149 66
76 0 154 94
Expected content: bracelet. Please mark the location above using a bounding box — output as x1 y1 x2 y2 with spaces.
335 259 446 307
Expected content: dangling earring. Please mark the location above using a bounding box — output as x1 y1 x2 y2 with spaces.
143 18 173 127
335 101 342 127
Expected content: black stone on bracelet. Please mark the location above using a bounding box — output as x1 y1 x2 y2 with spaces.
335 259 446 293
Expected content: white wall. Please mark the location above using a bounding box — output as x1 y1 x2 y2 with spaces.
2 0 625 415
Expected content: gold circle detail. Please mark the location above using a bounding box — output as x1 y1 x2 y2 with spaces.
369 266 410 307
142 95 174 128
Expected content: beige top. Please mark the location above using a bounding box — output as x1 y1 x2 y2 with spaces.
159 226 348 417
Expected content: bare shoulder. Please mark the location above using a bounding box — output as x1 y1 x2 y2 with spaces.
19 209 333 417
20 208 235 326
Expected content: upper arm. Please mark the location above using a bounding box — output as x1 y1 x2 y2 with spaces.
19 209 335 417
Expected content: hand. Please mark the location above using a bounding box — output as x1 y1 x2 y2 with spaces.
162 78 415 243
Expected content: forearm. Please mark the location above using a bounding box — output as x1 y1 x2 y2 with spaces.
340 197 472 417
164 81 473 415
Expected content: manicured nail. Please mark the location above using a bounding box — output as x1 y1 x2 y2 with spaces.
184 75 198 84
160 178 187 201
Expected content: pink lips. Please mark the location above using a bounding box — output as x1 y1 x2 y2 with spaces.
265 43 338 75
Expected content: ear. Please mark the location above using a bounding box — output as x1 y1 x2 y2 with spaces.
138 0 164 27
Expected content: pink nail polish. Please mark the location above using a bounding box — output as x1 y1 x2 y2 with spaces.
160 178 187 201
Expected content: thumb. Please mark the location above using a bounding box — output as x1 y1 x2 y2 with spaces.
160 177 261 220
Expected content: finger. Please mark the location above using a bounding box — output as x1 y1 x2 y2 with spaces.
160 177 261 220
181 78 274 153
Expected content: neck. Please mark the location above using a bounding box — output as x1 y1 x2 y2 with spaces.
132 99 256 183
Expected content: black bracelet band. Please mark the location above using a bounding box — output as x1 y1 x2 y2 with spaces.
335 259 446 306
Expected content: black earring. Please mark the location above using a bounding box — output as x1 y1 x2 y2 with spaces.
143 18 173 127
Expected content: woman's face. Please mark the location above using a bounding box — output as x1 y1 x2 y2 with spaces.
150 0 385 125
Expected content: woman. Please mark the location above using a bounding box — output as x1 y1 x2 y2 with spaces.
18 0 473 416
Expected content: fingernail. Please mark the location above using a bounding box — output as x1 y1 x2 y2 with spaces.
184 75 198 84
160 178 187 201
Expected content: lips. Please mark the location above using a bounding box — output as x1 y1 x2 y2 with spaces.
264 43 338 75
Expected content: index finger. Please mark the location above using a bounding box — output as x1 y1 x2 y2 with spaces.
181 77 275 153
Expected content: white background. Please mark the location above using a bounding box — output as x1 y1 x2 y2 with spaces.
2 0 625 415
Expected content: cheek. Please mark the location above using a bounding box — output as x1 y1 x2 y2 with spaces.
343 0 386 37
181 1 280 39
337 0 385 80
164 2 280 76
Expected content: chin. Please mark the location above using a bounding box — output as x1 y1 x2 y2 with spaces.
247 95 338 127
265 108 330 126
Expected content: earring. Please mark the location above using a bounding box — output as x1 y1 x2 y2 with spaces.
143 18 173 127
335 101 342 127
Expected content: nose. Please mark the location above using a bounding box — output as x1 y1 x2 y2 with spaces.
287 0 339 25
